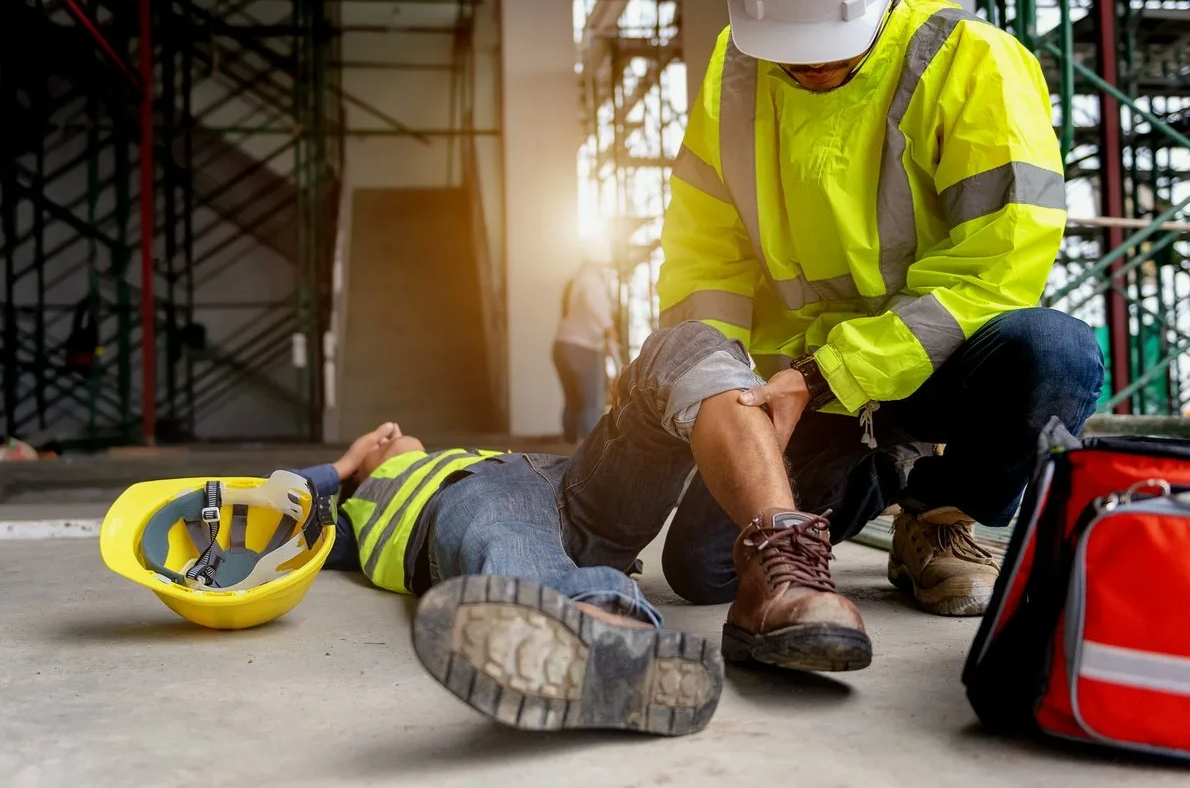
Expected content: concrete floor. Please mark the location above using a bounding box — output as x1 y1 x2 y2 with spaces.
1 536 1185 788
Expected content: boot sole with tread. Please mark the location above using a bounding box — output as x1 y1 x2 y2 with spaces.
413 575 724 736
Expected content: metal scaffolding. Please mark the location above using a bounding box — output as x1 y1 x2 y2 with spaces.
576 0 684 359
1 0 494 448
1008 0 1190 417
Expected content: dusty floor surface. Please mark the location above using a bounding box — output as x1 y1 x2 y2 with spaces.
1 535 1185 788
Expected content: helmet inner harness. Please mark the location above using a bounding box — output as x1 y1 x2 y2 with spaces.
139 471 336 592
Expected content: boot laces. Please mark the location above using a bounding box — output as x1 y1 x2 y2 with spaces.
746 511 836 593
930 520 994 562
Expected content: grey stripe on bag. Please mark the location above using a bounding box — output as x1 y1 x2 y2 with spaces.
1080 641 1190 697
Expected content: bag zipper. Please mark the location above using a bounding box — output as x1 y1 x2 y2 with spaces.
1078 437 1190 462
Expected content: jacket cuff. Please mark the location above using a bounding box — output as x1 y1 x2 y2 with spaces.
295 463 342 499
813 344 869 414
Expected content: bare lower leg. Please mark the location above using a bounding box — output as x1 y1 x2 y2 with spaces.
689 391 795 527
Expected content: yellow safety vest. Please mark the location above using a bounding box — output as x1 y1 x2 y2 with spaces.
659 0 1066 414
341 448 504 594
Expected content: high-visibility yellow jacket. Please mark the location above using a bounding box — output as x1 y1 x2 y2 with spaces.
658 0 1066 415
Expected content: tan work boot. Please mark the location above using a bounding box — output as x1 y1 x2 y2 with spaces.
722 508 872 672
888 507 1000 616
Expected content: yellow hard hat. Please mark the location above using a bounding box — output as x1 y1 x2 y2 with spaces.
100 470 336 630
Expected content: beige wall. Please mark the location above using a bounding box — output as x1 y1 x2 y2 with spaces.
501 0 581 436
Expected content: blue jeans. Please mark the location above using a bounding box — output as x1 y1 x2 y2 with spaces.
423 454 665 625
552 340 605 442
422 307 1103 616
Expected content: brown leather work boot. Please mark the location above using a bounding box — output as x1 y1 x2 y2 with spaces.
722 508 872 672
888 507 1001 616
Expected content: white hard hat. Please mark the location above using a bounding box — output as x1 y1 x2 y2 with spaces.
728 0 894 65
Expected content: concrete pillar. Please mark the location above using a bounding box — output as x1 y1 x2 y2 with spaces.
502 0 580 436
682 0 730 108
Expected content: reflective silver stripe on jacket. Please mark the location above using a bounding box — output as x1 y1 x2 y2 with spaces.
660 290 752 329
877 6 974 294
671 145 732 204
353 456 437 548
940 161 1066 231
720 42 823 313
892 292 964 368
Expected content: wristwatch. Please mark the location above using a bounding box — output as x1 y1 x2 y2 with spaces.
790 353 836 411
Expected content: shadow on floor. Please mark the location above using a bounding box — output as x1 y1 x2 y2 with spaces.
952 722 1189 771
50 616 296 643
726 662 854 704
343 721 648 779
340 667 857 781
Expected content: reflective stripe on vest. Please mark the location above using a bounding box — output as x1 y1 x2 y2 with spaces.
341 448 502 594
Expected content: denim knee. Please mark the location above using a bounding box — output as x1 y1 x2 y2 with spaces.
985 308 1104 429
623 321 764 441
627 322 749 392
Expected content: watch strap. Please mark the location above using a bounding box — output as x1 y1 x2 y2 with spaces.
791 354 836 411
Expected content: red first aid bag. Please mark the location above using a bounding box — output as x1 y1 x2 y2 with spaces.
963 419 1190 759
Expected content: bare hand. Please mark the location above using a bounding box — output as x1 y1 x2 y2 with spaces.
738 369 811 451
333 422 399 481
